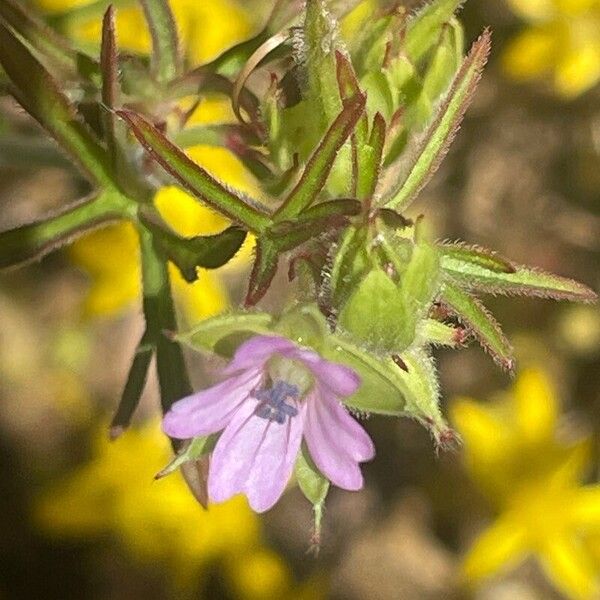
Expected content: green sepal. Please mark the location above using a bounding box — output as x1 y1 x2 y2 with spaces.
422 18 464 102
415 318 461 348
155 434 219 479
440 281 514 371
0 190 128 269
380 30 491 211
175 312 274 357
321 335 409 415
329 225 370 309
404 0 464 64
274 303 330 351
0 21 113 185
245 239 280 306
140 0 181 84
356 112 386 201
295 444 329 506
295 444 329 543
339 268 412 353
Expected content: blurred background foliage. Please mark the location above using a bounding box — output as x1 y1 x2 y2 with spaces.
0 0 598 598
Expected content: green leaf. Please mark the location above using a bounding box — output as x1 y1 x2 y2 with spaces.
139 208 247 282
0 190 128 269
110 332 154 438
0 0 99 81
0 21 114 185
139 0 181 84
379 30 491 212
441 250 598 303
295 445 330 506
404 0 464 64
176 312 274 356
117 109 271 233
440 281 514 371
155 434 218 479
275 93 366 220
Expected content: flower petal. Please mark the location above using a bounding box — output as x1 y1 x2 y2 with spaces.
224 335 297 376
245 401 305 512
208 399 304 512
281 347 361 397
162 369 261 439
539 536 599 600
303 389 374 491
461 513 529 583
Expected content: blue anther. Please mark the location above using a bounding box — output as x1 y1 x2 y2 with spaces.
254 381 299 424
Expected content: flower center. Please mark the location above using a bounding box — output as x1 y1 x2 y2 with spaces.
254 381 300 424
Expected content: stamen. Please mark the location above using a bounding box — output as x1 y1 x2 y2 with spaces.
254 381 299 424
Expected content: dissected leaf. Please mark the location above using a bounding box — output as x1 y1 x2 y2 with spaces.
440 281 514 371
379 30 491 211
0 22 113 185
0 0 99 81
117 109 271 232
441 251 598 302
439 241 516 274
110 332 154 438
0 190 128 269
139 208 247 282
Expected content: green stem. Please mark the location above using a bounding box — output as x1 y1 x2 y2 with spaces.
0 189 130 269
139 225 192 415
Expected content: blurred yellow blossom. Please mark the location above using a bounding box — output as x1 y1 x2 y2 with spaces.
503 0 600 97
35 0 261 319
37 0 255 64
35 419 324 598
452 368 600 599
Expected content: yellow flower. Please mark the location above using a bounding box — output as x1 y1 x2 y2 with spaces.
503 0 600 97
452 368 600 599
37 0 254 65
35 419 321 598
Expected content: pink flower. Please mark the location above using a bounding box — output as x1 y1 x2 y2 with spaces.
162 335 375 512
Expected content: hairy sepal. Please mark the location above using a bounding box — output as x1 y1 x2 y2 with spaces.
378 30 491 211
